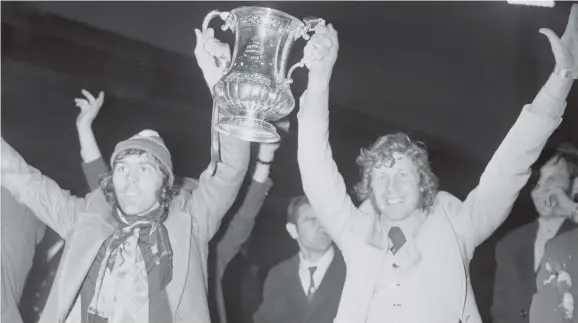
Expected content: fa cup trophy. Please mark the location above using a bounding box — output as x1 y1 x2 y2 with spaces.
202 6 325 144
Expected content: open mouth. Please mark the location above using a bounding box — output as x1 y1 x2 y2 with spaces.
387 198 404 205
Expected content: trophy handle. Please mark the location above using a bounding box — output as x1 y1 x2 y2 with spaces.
202 10 233 69
286 17 327 84
202 10 232 32
202 10 231 176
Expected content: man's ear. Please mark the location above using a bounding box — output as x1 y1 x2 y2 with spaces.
286 223 299 239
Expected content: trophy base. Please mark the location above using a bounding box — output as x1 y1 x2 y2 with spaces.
215 116 280 143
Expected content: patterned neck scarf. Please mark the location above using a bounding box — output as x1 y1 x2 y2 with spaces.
87 204 173 322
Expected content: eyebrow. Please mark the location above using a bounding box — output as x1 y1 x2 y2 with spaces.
115 160 158 168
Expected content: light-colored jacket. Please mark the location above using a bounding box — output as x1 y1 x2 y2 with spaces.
296 86 564 323
1 187 46 323
0 134 250 323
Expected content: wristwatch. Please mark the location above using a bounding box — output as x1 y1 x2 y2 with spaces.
257 158 273 165
553 66 577 79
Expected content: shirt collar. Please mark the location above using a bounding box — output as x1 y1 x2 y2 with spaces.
299 246 335 271
358 198 426 239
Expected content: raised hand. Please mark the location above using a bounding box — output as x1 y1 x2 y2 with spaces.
303 24 339 87
75 89 104 127
544 187 577 218
540 4 578 74
194 28 231 91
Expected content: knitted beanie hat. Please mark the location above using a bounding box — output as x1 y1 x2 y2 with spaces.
110 130 174 185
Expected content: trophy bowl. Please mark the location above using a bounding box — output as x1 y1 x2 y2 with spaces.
203 7 325 143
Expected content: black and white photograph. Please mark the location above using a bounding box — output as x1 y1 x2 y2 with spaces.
1 1 577 323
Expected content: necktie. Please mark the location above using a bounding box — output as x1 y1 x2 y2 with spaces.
306 266 317 302
388 226 407 255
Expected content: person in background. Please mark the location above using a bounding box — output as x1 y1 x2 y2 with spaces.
1 27 248 323
1 188 46 323
492 143 578 323
529 176 578 323
296 5 577 323
253 195 346 323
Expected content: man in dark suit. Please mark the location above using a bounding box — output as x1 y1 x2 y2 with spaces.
530 226 578 323
253 195 346 323
492 143 578 323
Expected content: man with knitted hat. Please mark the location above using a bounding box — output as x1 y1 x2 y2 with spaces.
1 27 248 323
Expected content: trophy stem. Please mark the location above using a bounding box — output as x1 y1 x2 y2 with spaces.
215 116 280 143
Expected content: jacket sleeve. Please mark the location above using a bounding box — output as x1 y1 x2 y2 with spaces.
81 157 109 191
449 94 564 257
253 267 285 323
216 179 273 280
1 138 90 238
214 179 273 323
185 133 251 241
297 89 365 248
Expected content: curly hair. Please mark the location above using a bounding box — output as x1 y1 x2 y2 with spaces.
98 148 179 213
354 133 439 213
287 195 310 224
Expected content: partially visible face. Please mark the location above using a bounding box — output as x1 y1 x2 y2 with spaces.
370 152 421 221
112 153 164 215
531 157 571 217
288 204 333 252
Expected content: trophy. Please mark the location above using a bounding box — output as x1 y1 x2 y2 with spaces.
202 6 326 143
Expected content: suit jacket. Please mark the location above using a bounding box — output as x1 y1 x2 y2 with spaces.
0 134 250 323
530 228 578 323
492 219 577 323
296 82 563 323
253 251 346 323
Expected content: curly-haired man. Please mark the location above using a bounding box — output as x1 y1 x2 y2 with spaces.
296 5 578 323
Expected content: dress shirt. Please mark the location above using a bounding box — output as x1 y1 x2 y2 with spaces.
534 216 566 271
298 247 335 294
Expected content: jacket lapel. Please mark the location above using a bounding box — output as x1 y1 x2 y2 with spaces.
517 221 539 295
283 255 310 311
55 212 114 319
557 218 578 236
163 207 192 317
533 218 577 275
303 252 345 321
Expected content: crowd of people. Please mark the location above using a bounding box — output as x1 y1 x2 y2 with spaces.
1 4 578 323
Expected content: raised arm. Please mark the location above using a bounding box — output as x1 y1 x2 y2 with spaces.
214 141 281 323
186 134 250 239
215 141 281 278
190 27 251 240
450 6 577 255
1 138 89 238
297 25 363 247
74 89 110 190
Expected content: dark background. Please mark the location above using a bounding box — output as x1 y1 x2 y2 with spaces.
2 2 577 322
